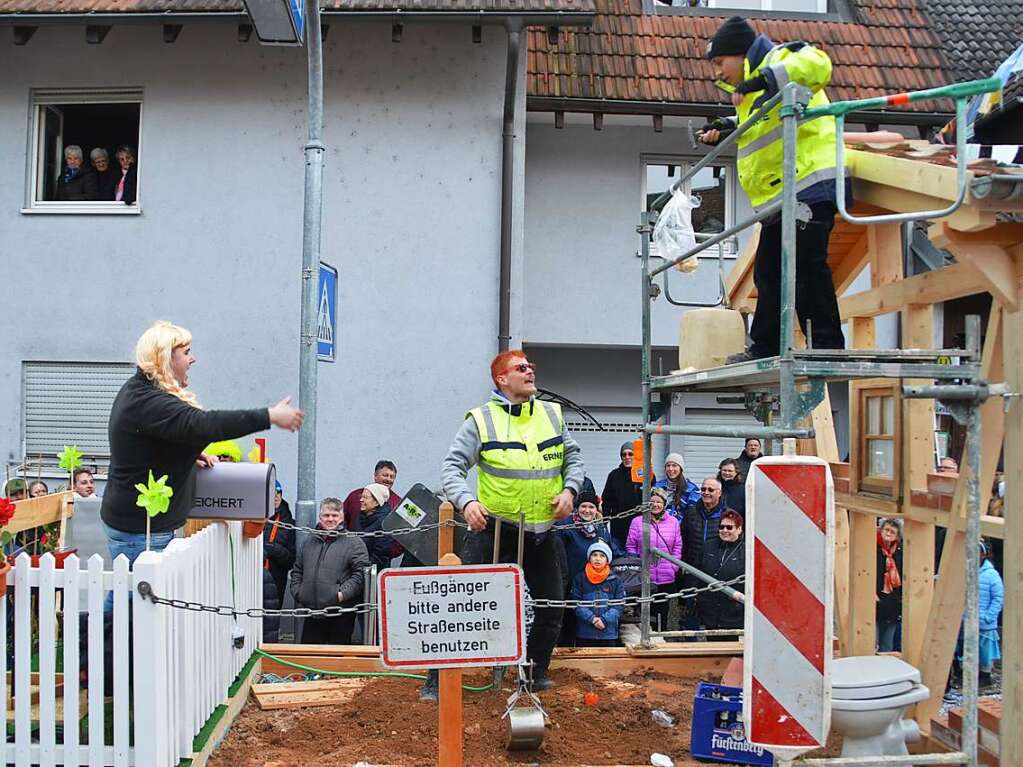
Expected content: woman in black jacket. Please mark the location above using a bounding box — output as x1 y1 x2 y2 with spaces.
602 441 653 549
876 518 903 652
695 509 745 639
100 320 303 565
717 458 746 518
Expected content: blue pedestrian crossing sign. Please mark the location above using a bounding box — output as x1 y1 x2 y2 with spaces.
317 262 338 363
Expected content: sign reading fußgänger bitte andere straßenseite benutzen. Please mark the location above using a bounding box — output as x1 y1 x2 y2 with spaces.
378 564 526 669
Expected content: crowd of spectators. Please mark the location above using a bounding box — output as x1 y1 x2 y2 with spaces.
55 144 137 204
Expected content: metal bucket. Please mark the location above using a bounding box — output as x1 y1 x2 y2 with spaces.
506 707 545 750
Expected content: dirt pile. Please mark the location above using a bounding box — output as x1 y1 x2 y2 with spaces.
211 667 705 766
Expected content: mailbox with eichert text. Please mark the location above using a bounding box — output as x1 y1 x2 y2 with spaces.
378 564 526 669
189 462 276 521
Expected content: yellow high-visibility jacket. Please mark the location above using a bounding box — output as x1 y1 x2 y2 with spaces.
718 42 841 210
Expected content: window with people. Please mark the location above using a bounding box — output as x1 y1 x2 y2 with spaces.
27 92 141 211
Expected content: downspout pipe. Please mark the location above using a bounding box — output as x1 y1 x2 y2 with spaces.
498 20 523 352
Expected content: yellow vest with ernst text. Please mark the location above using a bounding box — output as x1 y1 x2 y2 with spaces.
722 43 841 210
469 399 565 533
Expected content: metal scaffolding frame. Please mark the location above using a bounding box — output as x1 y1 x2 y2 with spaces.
634 77 1003 767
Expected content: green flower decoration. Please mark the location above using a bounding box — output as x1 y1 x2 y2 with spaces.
57 445 84 473
135 470 174 518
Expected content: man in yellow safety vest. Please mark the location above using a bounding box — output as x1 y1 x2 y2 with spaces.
419 349 585 701
698 16 846 362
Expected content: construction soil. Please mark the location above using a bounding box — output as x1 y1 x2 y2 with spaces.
209 667 840 767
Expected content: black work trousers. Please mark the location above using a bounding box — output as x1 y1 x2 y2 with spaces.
749 201 845 359
460 518 563 675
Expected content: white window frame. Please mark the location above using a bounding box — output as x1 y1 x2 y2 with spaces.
707 0 828 11
641 154 737 260
23 87 144 215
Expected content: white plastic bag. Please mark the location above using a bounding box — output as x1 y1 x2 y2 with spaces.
652 188 701 271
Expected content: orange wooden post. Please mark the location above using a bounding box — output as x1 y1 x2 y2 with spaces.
437 501 463 767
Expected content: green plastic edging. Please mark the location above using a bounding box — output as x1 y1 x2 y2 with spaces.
175 650 260 765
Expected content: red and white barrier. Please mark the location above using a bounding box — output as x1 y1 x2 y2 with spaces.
743 456 834 761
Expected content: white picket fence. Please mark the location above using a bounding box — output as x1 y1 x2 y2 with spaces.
1 521 263 767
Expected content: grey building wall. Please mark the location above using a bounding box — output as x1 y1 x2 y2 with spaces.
1 21 521 501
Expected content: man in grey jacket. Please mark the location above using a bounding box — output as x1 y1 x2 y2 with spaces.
290 497 370 645
420 349 585 701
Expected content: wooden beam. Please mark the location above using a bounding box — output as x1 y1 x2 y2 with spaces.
915 306 1004 730
6 492 73 536
839 262 986 320
832 231 870 296
906 506 1004 540
849 148 964 204
848 316 878 656
835 492 899 518
869 223 903 287
930 224 1020 311
901 303 936 668
1002 293 1023 767
725 222 759 304
852 179 996 233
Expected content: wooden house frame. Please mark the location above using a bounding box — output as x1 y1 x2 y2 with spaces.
725 146 1023 759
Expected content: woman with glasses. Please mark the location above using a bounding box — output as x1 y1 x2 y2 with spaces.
695 508 745 640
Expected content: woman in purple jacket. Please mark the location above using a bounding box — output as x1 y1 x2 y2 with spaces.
626 487 682 632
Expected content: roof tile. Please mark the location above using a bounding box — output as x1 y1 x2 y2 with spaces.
527 0 969 112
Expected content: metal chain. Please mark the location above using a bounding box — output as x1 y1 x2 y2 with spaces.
135 574 744 620
271 502 655 539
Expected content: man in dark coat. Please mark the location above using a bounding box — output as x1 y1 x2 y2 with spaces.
264 480 296 607
696 509 745 637
290 497 369 645
734 438 762 483
602 441 653 548
682 477 731 585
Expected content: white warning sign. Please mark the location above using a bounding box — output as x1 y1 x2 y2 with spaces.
378 564 526 669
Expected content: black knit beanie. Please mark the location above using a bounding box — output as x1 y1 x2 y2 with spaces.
707 16 756 59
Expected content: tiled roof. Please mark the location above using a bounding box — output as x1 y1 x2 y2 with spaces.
527 0 957 113
0 0 592 15
920 0 1023 82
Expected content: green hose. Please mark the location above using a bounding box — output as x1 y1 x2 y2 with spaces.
254 649 495 692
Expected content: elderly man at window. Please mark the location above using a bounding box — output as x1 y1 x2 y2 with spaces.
55 145 99 201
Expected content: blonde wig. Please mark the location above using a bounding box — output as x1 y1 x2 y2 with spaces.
135 321 200 408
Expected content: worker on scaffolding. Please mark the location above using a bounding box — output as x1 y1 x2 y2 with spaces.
698 16 846 363
418 350 585 701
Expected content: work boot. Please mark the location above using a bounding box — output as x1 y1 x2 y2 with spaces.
530 672 555 692
419 669 439 702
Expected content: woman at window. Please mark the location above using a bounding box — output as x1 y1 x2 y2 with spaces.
55 145 99 201
876 518 903 652
99 321 303 566
113 145 138 205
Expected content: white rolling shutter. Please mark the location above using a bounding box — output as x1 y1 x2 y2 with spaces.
680 408 761 481
22 362 134 465
566 408 666 494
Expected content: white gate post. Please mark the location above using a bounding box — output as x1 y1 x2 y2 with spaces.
132 550 173 767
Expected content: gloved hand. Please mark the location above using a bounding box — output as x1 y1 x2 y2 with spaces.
697 117 736 145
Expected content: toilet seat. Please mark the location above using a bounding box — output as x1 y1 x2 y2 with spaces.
831 684 930 712
832 656 921 691
832 678 916 700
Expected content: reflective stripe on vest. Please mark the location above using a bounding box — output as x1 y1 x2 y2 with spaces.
734 46 840 210
469 399 565 532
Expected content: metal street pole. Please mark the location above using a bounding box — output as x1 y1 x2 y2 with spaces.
297 0 324 532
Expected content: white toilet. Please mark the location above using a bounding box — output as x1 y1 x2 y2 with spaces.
830 656 930 760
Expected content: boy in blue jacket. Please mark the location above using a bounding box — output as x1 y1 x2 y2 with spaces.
571 541 626 647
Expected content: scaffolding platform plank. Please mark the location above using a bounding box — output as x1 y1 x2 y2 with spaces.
652 349 980 394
